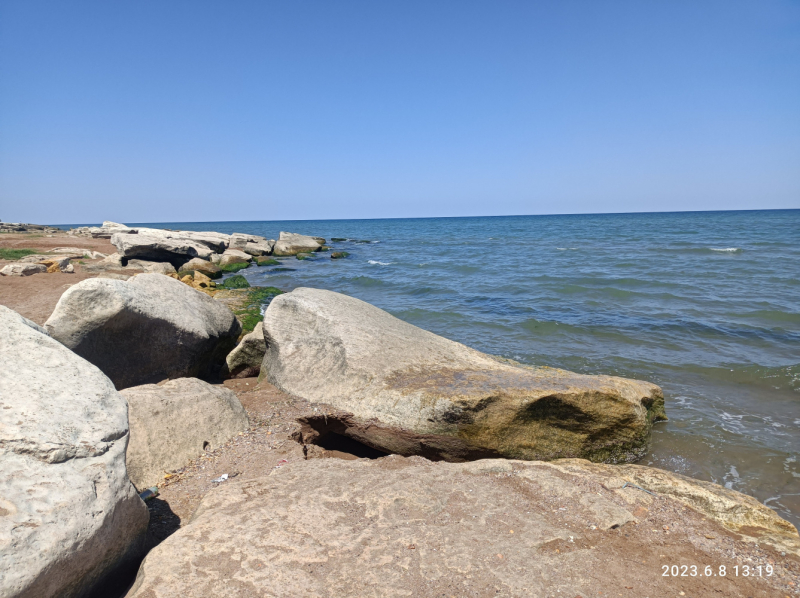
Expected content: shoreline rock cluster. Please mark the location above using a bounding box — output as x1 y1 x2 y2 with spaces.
2 222 799 597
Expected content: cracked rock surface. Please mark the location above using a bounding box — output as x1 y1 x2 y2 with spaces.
0 305 148 598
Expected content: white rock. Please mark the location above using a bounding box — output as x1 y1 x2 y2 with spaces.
263 288 666 463
45 274 241 389
272 232 322 256
125 259 177 275
112 232 213 264
121 378 249 490
0 305 148 598
0 263 47 276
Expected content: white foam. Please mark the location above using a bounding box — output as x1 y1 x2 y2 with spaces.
710 247 742 253
368 260 393 266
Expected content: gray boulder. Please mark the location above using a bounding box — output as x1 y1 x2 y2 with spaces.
243 240 274 256
219 249 251 267
223 321 266 379
45 274 241 389
262 288 665 463
272 232 322 256
180 257 222 278
125 259 177 275
0 263 47 276
112 232 213 266
133 228 230 253
121 378 249 490
0 305 148 598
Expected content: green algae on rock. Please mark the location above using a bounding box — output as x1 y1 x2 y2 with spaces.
330 251 350 259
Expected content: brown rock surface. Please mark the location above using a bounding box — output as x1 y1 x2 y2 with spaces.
130 379 799 598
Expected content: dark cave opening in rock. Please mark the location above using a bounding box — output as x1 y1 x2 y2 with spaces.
312 432 389 460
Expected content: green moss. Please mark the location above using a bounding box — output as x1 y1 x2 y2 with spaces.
330 251 350 259
219 261 250 273
318 246 331 251
234 286 284 334
255 257 279 266
296 253 315 260
219 275 250 289
0 248 38 260
331 237 347 242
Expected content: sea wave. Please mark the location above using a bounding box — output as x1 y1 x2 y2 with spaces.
368 260 393 265
710 247 743 253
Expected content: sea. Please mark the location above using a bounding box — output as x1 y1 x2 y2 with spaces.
68 210 800 528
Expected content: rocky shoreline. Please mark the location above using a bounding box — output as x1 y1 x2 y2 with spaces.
1 223 799 597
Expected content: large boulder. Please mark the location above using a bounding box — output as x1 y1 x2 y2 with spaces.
134 228 230 253
0 306 149 598
219 249 251 267
121 378 249 490
125 259 177 275
180 257 222 278
223 321 266 379
125 456 799 598
45 273 241 389
272 232 322 256
112 232 213 267
243 240 274 256
262 288 665 463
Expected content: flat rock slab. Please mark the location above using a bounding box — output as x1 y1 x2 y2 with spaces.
0 306 148 598
112 232 213 266
45 273 241 389
122 378 249 490
127 456 799 598
262 288 666 463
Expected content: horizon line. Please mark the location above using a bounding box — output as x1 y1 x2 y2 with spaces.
43 206 800 228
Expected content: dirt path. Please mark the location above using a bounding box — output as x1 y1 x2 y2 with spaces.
0 232 131 323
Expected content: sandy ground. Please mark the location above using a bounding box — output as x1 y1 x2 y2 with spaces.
0 232 133 323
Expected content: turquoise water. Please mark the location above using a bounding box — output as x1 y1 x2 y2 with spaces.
121 210 800 527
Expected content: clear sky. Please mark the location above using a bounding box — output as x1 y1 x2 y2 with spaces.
1 1 798 224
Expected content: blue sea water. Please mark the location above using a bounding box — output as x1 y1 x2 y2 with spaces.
102 210 800 527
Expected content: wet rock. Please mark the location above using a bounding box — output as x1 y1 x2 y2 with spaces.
45 273 241 389
219 249 252 267
121 378 248 490
262 288 666 463
223 321 266 379
330 251 349 259
0 305 148 598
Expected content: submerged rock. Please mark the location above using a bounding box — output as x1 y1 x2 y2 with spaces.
223 321 266 378
125 456 799 597
45 274 241 389
0 306 148 598
262 288 665 463
121 378 249 490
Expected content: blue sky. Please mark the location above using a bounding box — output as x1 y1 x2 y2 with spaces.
1 0 798 224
